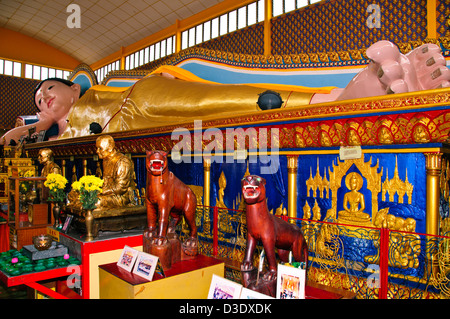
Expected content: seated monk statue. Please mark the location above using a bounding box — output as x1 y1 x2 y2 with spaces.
338 172 370 222
38 148 62 177
38 148 62 201
1 41 449 144
95 135 136 209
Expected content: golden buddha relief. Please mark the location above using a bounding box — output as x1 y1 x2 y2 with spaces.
412 124 431 143
338 172 371 223
320 130 333 147
347 129 361 146
216 171 227 209
294 126 307 148
378 126 394 144
281 127 294 148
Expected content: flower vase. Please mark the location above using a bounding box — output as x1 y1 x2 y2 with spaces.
53 202 62 228
85 209 94 242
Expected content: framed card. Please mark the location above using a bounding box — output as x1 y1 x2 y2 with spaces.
117 245 139 272
132 252 159 281
36 130 46 143
240 287 274 299
207 274 242 299
276 264 306 299
61 214 73 233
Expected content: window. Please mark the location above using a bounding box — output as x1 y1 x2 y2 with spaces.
180 0 265 50
95 60 120 83
107 0 323 73
273 0 321 17
247 2 257 26
228 10 237 33
219 14 228 36
0 59 69 80
124 35 176 70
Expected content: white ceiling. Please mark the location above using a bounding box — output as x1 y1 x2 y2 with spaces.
0 0 223 65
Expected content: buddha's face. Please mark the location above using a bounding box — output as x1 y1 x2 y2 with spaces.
96 137 114 159
350 174 358 190
34 80 80 122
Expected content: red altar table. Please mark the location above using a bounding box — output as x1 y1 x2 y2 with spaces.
0 264 82 299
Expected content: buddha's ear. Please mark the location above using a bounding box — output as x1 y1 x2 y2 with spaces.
71 83 82 98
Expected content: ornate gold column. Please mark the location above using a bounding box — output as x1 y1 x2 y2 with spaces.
62 159 66 178
264 0 272 56
426 0 437 39
425 152 442 236
83 159 88 176
287 155 298 224
175 19 181 53
203 156 211 208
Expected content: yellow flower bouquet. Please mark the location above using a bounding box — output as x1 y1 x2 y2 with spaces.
71 175 104 210
19 169 35 194
44 173 68 202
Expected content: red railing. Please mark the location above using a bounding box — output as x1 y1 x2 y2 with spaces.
201 205 450 299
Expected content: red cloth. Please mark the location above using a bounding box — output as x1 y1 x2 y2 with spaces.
0 223 9 253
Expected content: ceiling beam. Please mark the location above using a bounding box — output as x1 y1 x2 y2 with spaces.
0 27 81 70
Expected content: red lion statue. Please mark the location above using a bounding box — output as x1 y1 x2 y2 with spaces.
241 175 308 281
145 150 198 255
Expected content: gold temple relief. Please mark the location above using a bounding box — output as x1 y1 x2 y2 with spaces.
216 171 227 209
305 159 330 199
381 156 413 204
327 156 383 227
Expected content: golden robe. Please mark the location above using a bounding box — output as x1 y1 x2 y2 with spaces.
59 66 335 139
97 151 135 208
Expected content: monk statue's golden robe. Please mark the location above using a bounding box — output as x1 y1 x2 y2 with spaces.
59 66 334 139
97 150 136 208
41 161 61 177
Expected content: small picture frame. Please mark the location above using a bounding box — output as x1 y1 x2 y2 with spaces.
61 214 73 233
132 252 159 281
117 245 139 272
36 130 46 143
240 288 274 299
207 274 242 299
276 264 306 299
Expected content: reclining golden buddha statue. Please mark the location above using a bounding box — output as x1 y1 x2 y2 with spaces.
1 40 449 144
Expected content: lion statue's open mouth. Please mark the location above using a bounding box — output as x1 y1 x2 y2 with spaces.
243 184 260 199
150 159 164 172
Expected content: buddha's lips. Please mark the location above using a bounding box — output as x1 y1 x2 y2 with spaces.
47 97 55 108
